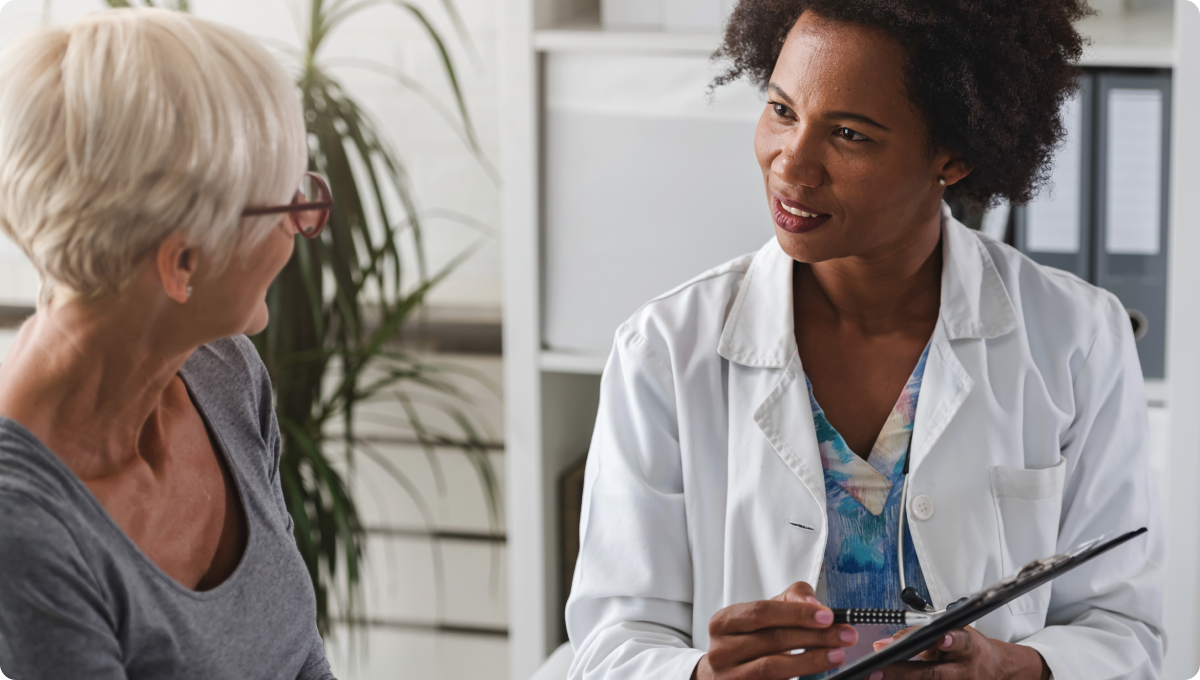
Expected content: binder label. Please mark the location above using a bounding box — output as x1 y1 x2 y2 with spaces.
1028 93 1084 254
1106 89 1164 256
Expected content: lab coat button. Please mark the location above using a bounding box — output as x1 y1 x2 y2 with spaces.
911 495 935 521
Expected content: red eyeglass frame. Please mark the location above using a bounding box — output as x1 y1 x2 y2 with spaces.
241 171 333 239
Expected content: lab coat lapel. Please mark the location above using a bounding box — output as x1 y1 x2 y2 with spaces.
719 240 828 593
752 356 827 516
747 355 829 592
910 207 1018 473
909 327 974 475
718 238 826 507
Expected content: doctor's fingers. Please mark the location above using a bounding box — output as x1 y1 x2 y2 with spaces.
871 631 982 679
708 648 850 680
872 627 969 661
707 624 857 669
710 599 832 636
918 628 975 661
772 581 818 603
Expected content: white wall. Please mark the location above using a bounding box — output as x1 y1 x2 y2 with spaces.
0 0 502 310
1164 2 1200 678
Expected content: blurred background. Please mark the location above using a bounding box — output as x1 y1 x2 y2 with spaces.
0 0 1198 678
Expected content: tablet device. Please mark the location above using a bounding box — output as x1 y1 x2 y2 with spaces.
826 527 1149 680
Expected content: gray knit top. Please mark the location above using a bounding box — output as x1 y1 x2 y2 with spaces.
0 336 335 680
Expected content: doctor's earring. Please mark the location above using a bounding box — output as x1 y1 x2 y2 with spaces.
938 177 947 186
186 286 193 300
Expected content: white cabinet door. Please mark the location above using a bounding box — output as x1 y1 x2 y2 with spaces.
542 52 773 354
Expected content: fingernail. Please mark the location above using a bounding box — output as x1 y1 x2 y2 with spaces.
869 672 883 680
827 648 845 664
941 634 953 649
839 627 857 644
874 637 893 647
814 609 833 625
806 596 821 605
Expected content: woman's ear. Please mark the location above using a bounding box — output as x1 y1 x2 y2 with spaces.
937 154 974 188
156 232 196 304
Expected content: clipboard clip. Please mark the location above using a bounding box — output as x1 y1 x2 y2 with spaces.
1015 533 1110 582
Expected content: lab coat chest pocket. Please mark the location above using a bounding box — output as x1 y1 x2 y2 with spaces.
990 457 1067 615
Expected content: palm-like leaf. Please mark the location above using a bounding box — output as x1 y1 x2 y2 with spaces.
99 0 502 637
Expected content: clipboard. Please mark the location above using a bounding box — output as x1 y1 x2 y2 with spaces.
826 527 1149 680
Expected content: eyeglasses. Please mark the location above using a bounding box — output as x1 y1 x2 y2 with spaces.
241 172 333 239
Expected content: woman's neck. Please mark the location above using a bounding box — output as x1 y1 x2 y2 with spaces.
797 211 944 337
0 294 194 478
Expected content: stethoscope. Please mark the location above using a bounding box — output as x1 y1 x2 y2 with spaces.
897 446 966 616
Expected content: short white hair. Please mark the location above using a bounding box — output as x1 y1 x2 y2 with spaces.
0 8 307 301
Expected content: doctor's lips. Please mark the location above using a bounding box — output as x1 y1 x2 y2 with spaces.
772 194 832 234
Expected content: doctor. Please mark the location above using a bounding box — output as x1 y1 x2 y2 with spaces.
565 1 1165 679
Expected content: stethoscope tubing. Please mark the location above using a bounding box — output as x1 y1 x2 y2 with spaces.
898 474 952 616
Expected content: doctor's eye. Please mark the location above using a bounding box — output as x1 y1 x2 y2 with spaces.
771 102 792 118
837 127 869 142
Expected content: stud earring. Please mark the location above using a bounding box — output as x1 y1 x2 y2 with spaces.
938 177 947 186
186 286 193 299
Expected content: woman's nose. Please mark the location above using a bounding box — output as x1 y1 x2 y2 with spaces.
774 126 826 188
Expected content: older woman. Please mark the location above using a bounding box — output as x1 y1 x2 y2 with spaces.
0 9 335 680
565 1 1164 679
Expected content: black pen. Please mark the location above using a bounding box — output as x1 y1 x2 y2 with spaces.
830 608 934 626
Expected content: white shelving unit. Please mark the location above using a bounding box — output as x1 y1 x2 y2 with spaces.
499 2 1200 678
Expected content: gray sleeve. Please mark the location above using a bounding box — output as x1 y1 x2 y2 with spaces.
297 635 336 680
0 493 127 680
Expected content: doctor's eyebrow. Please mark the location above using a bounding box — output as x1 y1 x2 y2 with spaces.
767 83 893 132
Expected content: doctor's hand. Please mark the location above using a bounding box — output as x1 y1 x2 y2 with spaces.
692 581 857 680
869 625 1050 680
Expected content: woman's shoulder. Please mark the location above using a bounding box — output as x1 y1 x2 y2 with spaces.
618 244 765 360
0 424 96 581
977 234 1128 345
0 419 79 514
182 336 272 405
180 336 277 464
186 335 269 382
0 481 78 561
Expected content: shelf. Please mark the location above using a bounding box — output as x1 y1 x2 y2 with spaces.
540 349 608 374
535 23 720 54
1077 11 1176 68
536 11 1176 68
1146 378 1169 407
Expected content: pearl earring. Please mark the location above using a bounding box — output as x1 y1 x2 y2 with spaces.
186 286 193 299
938 178 947 186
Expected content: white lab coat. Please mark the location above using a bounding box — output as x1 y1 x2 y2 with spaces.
565 206 1166 680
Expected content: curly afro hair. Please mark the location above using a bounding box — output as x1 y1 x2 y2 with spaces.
712 0 1093 207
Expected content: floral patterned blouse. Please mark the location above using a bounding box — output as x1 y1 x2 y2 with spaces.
804 345 934 671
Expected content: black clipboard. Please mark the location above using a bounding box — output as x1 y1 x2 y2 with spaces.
826 528 1149 680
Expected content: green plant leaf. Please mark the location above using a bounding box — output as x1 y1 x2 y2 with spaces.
397 3 481 159
319 57 498 184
